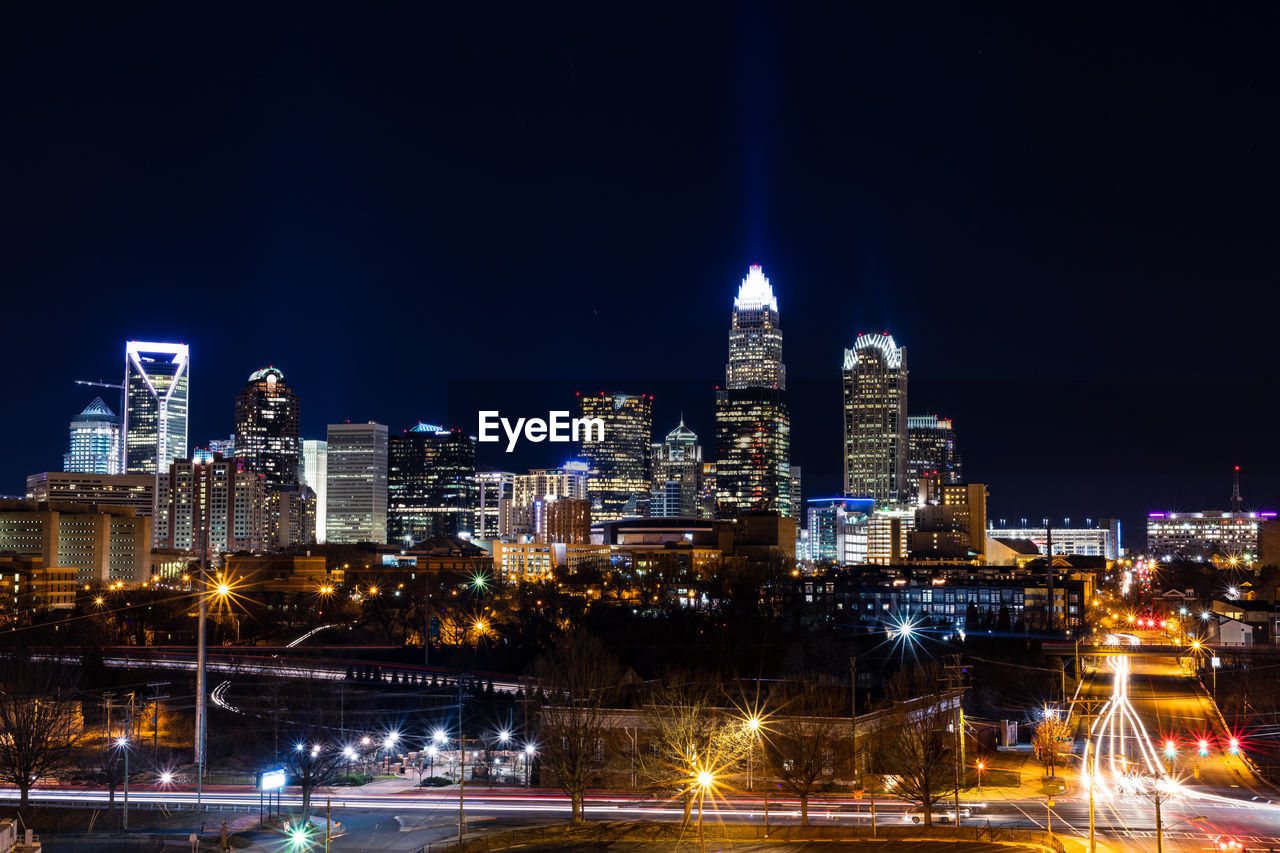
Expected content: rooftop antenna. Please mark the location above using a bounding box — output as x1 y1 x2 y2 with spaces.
1231 465 1243 513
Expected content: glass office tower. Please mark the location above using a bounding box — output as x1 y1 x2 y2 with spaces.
64 397 121 475
123 341 190 474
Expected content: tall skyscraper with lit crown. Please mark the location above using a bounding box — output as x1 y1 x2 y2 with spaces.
715 265 792 518
234 366 301 488
123 341 189 474
843 333 908 503
726 265 786 390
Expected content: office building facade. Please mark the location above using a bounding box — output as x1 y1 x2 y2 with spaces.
715 389 792 518
26 472 156 517
578 392 652 522
300 439 328 543
0 499 152 586
843 333 908 504
388 423 477 544
651 420 704 518
987 520 1120 561
161 455 266 554
64 397 121 475
716 265 793 518
474 471 514 540
123 341 190 474
1146 511 1271 562
234 367 301 488
326 422 388 544
906 415 961 499
265 485 317 549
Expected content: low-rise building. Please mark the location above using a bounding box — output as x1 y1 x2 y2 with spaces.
1147 511 1273 562
0 499 152 586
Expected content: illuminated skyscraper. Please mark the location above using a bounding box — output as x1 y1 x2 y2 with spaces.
325 422 388 544
578 392 652 522
715 265 792 518
300 439 327 542
234 367 301 489
207 436 235 457
123 341 190 474
906 415 962 499
474 471 514 540
161 454 265 554
842 333 908 504
64 397 121 475
388 423 477 544
726 265 785 390
651 420 704 518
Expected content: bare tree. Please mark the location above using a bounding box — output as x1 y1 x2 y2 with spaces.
1033 713 1071 778
763 677 851 826
530 630 621 823
637 670 747 828
0 657 83 808
870 662 954 827
283 736 348 820
228 675 348 820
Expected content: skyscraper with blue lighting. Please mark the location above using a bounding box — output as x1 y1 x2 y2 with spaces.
64 397 121 475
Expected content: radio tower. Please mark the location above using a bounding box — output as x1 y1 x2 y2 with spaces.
1231 465 1243 513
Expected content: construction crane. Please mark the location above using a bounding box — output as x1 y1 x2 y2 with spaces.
75 379 123 390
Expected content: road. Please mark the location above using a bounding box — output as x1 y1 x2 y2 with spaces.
1071 631 1280 852
13 633 1280 851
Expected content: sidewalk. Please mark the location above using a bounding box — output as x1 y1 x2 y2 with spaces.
964 746 1074 805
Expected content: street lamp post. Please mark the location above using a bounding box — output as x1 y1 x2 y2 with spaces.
524 744 535 787
116 736 130 830
694 768 713 853
494 729 510 789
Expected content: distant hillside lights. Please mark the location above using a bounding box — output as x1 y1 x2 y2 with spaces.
478 411 605 452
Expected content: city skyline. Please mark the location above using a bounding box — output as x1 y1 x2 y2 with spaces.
5 5 1279 547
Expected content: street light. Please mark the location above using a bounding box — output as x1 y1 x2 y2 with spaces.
492 730 511 788
976 760 985 792
523 744 535 787
115 735 130 830
744 715 761 791
694 767 715 853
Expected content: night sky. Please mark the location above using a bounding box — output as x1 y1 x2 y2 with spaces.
5 4 1279 547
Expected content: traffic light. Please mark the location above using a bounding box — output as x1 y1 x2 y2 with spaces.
1164 740 1177 757
1199 739 1210 756
1228 738 1239 755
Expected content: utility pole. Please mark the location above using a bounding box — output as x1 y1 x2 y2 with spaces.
1046 524 1055 632
123 692 135 830
147 682 170 763
458 676 466 845
943 656 966 826
1086 741 1096 853
196 525 209 806
849 656 858 788
102 691 116 750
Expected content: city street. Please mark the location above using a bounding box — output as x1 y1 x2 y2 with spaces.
8 638 1280 852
